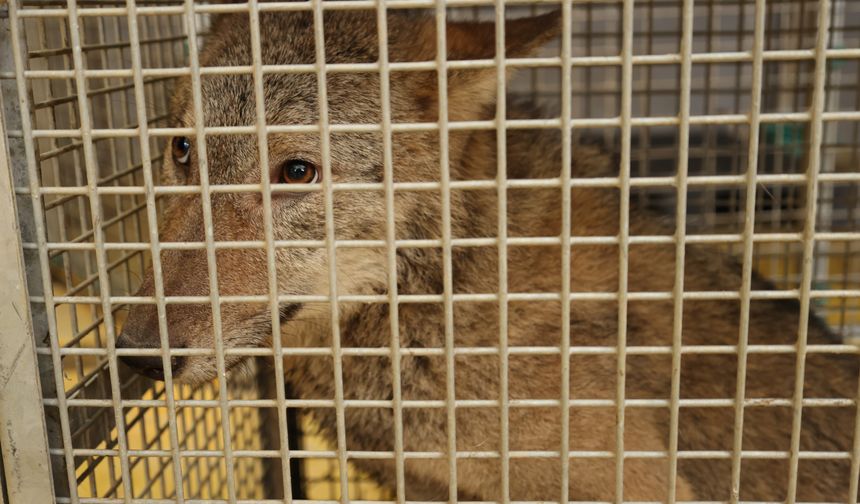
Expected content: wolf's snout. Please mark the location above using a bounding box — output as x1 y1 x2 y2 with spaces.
116 334 185 382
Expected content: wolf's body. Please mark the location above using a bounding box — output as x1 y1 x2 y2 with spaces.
117 10 860 500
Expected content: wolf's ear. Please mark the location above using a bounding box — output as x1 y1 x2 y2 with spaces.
395 10 561 120
445 10 561 61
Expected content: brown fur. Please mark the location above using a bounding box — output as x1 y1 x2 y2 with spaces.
118 10 860 501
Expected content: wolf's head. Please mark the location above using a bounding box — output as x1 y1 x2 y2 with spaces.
117 8 560 384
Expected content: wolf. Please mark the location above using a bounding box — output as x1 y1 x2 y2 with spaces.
117 8 859 500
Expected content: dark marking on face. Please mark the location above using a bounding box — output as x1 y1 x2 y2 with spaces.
280 303 304 323
371 164 384 184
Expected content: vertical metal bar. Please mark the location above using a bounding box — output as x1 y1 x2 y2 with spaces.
63 0 138 499
181 0 240 499
433 2 458 502
310 1 350 502
123 1 186 501
615 0 634 501
0 60 56 504
246 0 295 500
559 0 573 500
729 0 768 502
666 0 694 500
493 2 510 503
786 0 832 501
374 2 407 503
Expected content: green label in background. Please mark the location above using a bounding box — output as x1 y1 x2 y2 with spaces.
764 123 806 158
831 43 847 70
813 281 829 307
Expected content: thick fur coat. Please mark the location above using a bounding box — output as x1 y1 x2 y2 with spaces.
117 10 860 500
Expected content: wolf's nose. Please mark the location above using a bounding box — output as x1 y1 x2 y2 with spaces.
116 335 185 381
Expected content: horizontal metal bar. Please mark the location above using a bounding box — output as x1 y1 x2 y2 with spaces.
38 343 860 359
28 34 186 59
31 288 860 306
47 447 856 461
14 171 860 199
14 50 860 78
20 231 860 252
10 109 860 140
51 499 860 504
47 396 855 410
53 499 860 504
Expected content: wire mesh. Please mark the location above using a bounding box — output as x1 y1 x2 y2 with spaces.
0 0 859 502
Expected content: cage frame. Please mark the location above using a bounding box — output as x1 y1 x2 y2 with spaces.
0 43 59 503
1 0 860 502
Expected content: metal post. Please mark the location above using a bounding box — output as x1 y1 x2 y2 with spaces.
0 27 57 504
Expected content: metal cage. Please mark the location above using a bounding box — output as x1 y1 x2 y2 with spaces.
1 0 859 502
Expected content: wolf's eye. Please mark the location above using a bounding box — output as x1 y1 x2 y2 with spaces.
281 160 319 184
172 137 191 166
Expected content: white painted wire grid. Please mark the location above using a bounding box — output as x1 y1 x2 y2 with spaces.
1 0 859 503
666 0 693 500
727 0 766 501
558 0 573 499
373 2 407 503
247 0 297 498
785 1 831 500
121 0 186 500
432 3 458 503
